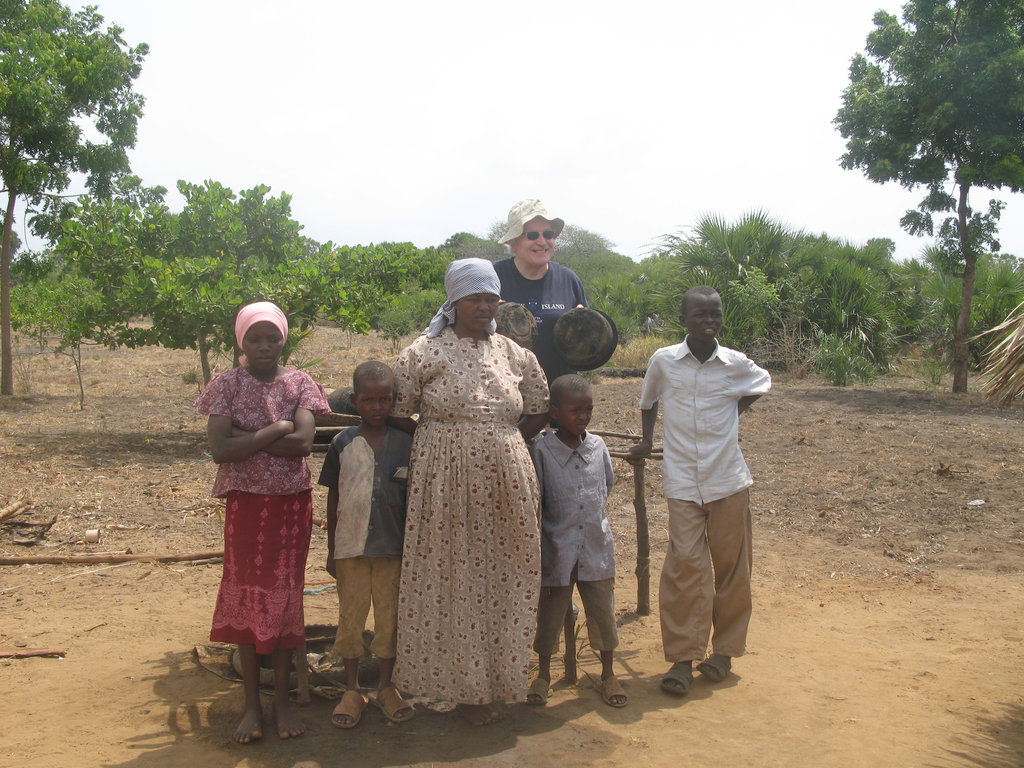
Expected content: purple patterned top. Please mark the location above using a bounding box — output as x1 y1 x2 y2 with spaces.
194 366 329 497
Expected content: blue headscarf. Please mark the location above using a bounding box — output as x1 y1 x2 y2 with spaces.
424 258 502 338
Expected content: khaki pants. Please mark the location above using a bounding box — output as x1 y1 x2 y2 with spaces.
332 556 401 660
660 489 752 662
533 568 618 655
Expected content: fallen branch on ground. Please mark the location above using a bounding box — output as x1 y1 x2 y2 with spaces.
0 500 31 523
0 647 66 658
0 549 225 566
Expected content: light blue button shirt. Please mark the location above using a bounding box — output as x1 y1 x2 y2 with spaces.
532 431 616 587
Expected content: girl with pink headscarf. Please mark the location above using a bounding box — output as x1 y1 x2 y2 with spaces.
194 301 329 743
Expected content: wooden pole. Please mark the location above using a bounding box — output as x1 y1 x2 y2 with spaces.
0 549 224 566
562 605 577 684
590 429 641 441
633 460 651 616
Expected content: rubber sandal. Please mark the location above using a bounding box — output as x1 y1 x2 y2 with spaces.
696 653 732 683
600 676 628 708
525 677 550 706
660 662 693 697
331 689 366 729
373 684 414 723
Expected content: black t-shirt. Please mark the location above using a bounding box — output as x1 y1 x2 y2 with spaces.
493 258 588 383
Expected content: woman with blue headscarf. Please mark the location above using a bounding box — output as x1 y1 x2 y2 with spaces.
391 258 549 725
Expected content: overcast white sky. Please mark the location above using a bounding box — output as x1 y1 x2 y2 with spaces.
50 0 1022 262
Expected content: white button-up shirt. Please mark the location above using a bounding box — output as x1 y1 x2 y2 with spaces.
638 338 771 504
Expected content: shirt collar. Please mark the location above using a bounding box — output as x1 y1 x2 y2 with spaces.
675 336 723 363
546 431 595 467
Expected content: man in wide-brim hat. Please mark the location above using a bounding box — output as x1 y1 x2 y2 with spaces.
493 199 588 383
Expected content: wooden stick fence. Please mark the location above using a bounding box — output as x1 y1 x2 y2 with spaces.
599 432 660 618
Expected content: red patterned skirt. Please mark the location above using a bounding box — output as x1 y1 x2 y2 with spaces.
210 490 312 653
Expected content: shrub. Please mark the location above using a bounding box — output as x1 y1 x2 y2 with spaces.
609 335 666 370
814 334 877 386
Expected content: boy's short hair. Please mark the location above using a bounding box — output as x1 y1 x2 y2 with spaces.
352 360 393 393
680 285 720 317
549 373 591 407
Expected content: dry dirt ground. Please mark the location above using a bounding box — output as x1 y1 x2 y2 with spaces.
1 327 1022 768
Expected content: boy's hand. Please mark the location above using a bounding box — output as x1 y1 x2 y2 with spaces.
326 551 336 577
626 442 652 465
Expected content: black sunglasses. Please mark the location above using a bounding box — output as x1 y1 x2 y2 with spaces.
525 230 556 241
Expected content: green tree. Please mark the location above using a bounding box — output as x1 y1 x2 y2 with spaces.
0 0 147 395
144 181 322 382
440 232 505 261
553 224 617 267
55 191 172 349
11 265 102 408
916 247 1024 365
567 250 640 289
834 0 1024 392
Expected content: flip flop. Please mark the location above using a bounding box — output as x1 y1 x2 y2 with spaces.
600 676 628 708
331 689 367 729
696 653 732 683
373 684 414 723
525 677 550 706
660 661 693 697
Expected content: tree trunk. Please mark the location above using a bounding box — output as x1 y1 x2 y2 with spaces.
952 183 975 394
1 190 16 396
198 333 212 385
72 343 85 410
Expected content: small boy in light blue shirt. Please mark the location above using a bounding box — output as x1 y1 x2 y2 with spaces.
526 374 626 708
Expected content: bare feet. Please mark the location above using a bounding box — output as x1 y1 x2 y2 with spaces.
233 706 263 744
457 703 502 726
273 698 305 739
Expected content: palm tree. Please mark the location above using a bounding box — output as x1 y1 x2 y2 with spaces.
651 211 802 345
657 210 802 284
979 300 1024 405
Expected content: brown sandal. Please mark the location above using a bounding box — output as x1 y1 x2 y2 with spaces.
600 675 628 708
373 684 414 723
331 689 367 729
525 677 550 706
696 653 732 683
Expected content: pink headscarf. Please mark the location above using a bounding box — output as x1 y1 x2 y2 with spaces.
234 301 289 349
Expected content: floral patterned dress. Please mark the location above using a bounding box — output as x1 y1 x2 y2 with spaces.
392 328 548 704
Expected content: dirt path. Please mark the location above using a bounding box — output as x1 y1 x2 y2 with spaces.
1 329 1022 767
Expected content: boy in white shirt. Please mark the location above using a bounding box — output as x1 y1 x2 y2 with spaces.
628 286 770 696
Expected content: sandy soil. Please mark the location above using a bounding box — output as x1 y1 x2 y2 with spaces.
1 327 1022 768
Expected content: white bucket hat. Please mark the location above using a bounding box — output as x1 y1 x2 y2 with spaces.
497 199 565 244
